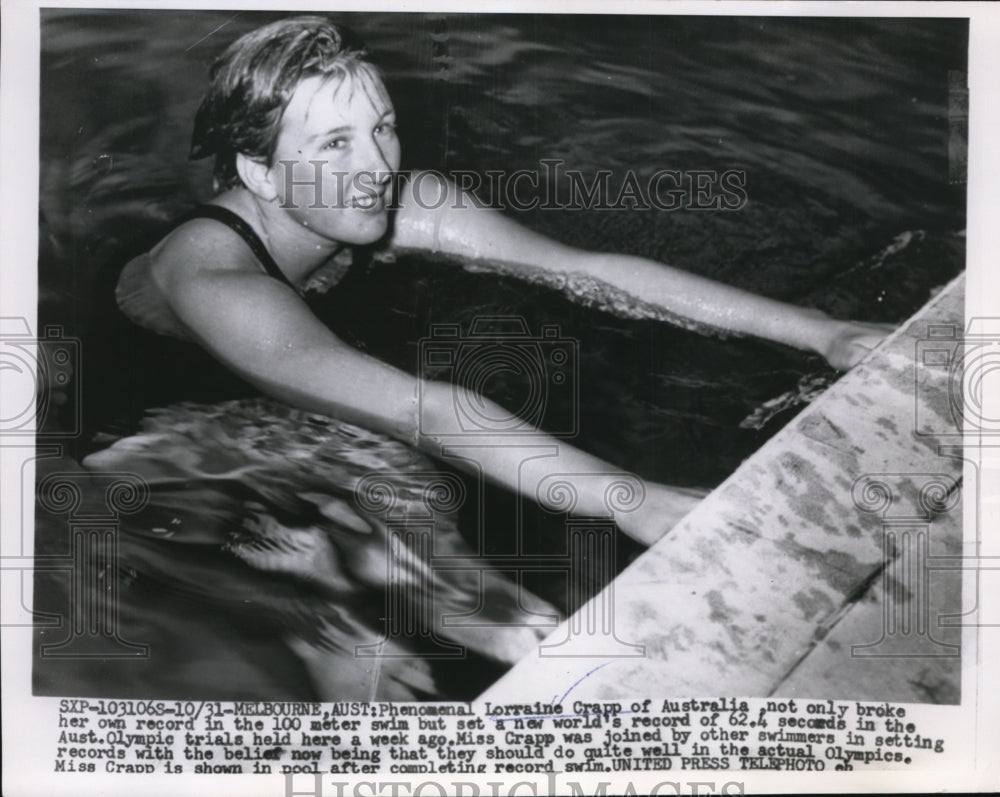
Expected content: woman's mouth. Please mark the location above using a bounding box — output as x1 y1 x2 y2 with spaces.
350 192 387 212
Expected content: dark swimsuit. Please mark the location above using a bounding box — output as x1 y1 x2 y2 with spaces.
190 205 298 289
116 204 350 339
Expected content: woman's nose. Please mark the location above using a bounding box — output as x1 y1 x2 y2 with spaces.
361 137 394 181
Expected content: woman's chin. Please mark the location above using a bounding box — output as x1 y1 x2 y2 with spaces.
350 210 391 245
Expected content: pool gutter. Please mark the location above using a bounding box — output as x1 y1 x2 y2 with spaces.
479 273 965 704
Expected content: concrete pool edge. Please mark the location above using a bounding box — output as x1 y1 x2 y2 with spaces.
479 272 965 704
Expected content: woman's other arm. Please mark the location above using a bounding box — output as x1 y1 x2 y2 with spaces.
390 173 890 370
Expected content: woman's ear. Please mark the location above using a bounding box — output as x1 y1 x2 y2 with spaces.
236 153 280 202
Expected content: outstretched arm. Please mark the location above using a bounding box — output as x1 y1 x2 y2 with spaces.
390 173 890 369
158 253 693 543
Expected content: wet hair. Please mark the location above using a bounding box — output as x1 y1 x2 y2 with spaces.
189 16 385 191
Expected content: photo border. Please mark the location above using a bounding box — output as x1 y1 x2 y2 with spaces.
3 1 998 795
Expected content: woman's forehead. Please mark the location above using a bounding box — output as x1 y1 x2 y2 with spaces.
283 70 393 135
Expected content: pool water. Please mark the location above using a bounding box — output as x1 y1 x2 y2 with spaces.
34 11 967 700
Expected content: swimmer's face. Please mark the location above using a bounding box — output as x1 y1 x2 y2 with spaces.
266 69 400 245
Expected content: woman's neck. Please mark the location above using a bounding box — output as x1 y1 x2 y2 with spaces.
212 188 345 287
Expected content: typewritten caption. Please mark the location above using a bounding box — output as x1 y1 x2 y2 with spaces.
50 697 947 777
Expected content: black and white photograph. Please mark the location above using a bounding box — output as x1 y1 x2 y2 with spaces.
2 2 998 795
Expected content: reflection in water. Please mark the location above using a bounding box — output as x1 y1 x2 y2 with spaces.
78 400 557 700
34 12 966 700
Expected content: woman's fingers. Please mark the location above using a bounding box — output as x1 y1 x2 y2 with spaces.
823 321 896 370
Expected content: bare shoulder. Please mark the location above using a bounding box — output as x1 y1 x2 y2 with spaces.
148 214 261 295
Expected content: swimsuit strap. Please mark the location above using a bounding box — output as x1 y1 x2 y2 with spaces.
186 205 296 291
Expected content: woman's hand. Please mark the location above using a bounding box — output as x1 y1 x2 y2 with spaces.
615 483 709 547
819 320 896 371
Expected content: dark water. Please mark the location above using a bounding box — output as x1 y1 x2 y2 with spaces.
34 12 967 700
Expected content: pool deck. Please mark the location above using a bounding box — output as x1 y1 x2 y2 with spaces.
480 273 965 704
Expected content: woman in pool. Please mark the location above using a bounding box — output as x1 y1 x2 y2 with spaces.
112 15 888 548
83 14 898 699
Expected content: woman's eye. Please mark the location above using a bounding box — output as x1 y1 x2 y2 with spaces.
375 121 397 136
324 138 349 150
